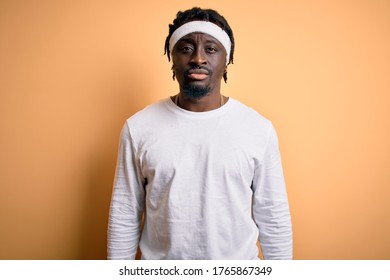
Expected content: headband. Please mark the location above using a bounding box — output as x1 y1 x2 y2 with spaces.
169 21 231 65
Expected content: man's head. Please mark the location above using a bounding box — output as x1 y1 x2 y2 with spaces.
164 7 235 100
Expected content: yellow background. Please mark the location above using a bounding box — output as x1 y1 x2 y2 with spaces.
0 0 389 259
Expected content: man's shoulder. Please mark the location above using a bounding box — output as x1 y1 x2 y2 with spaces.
230 98 272 127
126 98 170 124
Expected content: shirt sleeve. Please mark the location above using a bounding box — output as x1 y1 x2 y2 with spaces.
107 122 145 259
252 123 293 260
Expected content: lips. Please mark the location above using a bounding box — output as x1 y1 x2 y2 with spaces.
186 68 209 81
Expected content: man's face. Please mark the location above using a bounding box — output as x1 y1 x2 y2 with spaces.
172 32 227 99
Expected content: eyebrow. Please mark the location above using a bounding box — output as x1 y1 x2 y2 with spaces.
177 37 219 45
177 38 195 44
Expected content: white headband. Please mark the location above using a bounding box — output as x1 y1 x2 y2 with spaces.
169 21 231 65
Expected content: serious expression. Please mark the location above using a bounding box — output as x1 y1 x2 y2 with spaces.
172 32 227 99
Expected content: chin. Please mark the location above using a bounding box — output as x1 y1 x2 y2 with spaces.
182 84 211 100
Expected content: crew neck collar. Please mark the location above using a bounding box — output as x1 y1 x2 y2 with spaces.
165 96 235 119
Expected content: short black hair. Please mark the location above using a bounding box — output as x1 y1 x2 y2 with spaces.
164 7 235 82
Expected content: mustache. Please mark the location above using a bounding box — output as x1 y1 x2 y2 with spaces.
184 66 213 75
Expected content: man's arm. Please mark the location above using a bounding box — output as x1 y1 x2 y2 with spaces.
252 123 293 260
107 123 145 259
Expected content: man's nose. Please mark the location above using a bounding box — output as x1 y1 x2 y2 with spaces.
190 48 207 65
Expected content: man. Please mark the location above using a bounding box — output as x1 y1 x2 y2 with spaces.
108 7 292 260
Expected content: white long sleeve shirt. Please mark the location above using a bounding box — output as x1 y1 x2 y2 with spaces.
108 97 292 260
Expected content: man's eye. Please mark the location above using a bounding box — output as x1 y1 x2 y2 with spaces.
181 46 193 53
206 47 217 53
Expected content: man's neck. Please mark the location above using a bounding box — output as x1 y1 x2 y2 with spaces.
173 92 227 112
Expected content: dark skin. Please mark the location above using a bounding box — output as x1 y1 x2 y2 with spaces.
171 32 228 112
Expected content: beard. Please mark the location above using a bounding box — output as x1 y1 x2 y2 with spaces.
180 66 213 100
182 84 211 99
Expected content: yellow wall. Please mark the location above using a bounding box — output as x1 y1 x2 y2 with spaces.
0 0 389 259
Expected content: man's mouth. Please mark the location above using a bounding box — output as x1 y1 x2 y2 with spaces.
186 68 210 81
